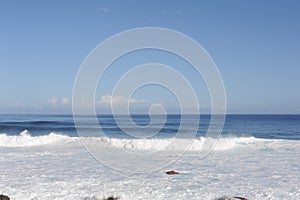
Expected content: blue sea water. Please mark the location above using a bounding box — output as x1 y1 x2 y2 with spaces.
0 114 299 140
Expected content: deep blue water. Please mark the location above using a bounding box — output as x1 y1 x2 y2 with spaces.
0 114 299 140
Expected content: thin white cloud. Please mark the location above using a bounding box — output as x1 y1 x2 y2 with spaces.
47 97 58 105
99 95 139 105
61 97 70 105
15 102 26 107
47 97 70 106
73 95 150 114
172 10 183 15
160 10 183 15
159 10 167 15
73 95 149 106
98 7 111 13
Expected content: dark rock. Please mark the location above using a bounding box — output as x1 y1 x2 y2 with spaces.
104 196 119 200
234 197 248 200
215 196 248 200
0 195 10 200
165 170 179 175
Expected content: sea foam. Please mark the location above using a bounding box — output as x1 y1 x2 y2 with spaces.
0 130 71 147
0 130 289 152
0 130 299 199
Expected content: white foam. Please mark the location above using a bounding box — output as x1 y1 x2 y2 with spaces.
0 131 299 199
0 130 71 147
0 130 297 153
88 136 259 151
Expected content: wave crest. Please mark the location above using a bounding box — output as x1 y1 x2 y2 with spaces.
87 136 258 151
0 130 71 147
1 130 297 152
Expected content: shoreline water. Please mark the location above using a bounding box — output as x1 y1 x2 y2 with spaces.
0 114 299 199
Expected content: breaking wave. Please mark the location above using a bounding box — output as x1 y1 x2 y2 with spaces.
0 130 298 152
0 130 71 147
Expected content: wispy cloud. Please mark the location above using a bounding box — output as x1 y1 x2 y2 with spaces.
172 10 183 15
73 95 151 114
61 97 70 105
47 97 70 106
159 10 167 15
159 10 184 25
99 95 147 105
47 97 58 105
98 7 111 13
15 102 26 108
160 10 183 15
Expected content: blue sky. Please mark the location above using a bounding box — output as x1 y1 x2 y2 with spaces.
0 0 299 114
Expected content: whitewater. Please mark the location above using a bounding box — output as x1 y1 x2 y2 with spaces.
0 129 299 200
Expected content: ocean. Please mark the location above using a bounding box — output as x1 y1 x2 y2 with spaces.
0 114 299 199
